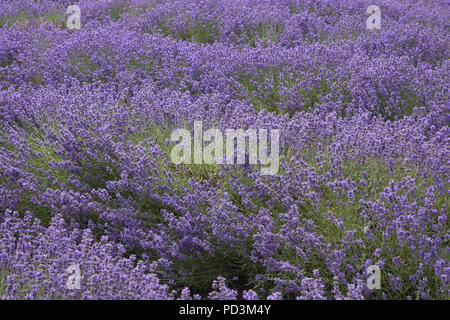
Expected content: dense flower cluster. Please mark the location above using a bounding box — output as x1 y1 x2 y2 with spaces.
0 0 448 299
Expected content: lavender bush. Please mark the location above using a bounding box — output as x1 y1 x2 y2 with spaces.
0 0 448 300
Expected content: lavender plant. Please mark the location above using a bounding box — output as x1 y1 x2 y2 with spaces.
0 0 448 300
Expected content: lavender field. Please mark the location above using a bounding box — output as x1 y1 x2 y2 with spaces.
0 0 449 300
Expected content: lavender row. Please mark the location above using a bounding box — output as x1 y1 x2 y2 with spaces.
0 0 449 299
